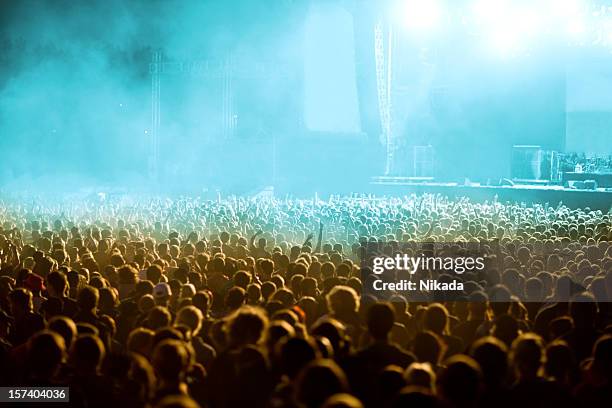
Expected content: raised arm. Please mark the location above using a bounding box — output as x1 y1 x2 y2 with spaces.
314 221 323 254
249 229 262 252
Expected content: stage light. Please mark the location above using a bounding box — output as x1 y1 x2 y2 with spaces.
514 8 541 38
471 0 508 24
489 28 521 57
567 18 586 36
401 0 442 31
471 1 541 57
550 0 583 19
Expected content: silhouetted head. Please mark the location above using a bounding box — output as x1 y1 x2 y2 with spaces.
367 302 395 341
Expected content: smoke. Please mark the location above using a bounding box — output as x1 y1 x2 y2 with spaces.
0 0 305 192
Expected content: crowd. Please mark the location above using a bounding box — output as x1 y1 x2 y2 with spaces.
0 193 611 408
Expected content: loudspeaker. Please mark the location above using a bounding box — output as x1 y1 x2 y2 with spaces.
584 180 598 190
511 145 542 180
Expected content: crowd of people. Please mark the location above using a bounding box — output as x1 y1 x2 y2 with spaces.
0 193 611 408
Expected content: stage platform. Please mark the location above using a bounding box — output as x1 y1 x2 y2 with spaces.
369 177 612 211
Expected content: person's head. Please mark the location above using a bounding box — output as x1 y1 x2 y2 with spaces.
524 277 543 301
155 395 201 408
392 386 438 408
404 362 436 393
271 288 296 308
118 264 139 285
326 286 359 316
295 359 349 408
98 287 117 311
590 334 612 381
246 283 262 304
27 330 66 380
192 291 211 316
466 291 488 319
321 393 363 408
311 318 348 357
569 292 598 329
278 336 320 379
77 286 99 312
225 306 269 348
366 302 395 341
469 336 508 389
489 285 511 317
376 366 407 405
175 306 203 336
225 286 246 311
437 355 482 408
9 288 33 316
301 277 318 297
24 273 45 294
266 320 295 351
412 331 445 366
146 306 172 331
136 280 155 298
146 264 163 284
70 334 105 374
548 315 574 340
423 303 449 335
48 316 78 349
510 333 544 380
544 340 575 383
321 262 335 279
152 339 189 383
127 327 155 358
153 283 172 306
492 314 519 347
260 281 277 301
257 237 267 249
138 294 156 315
233 270 251 289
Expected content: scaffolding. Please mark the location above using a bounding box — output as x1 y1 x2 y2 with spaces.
150 51 162 182
374 19 395 175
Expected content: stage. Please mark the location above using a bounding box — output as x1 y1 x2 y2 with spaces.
369 177 612 211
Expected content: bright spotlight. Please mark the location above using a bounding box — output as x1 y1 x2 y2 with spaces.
471 0 508 24
489 28 521 57
402 0 442 30
550 0 583 19
567 18 586 36
514 9 541 38
472 0 540 57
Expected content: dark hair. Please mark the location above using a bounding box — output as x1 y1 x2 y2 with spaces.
278 337 320 379
295 359 349 408
470 336 508 388
437 355 482 407
48 316 77 349
152 339 188 381
9 288 33 311
77 286 99 311
413 331 445 365
47 271 69 294
367 302 395 340
71 334 105 372
27 330 65 380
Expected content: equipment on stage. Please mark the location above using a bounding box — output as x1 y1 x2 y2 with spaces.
511 145 560 182
411 145 434 177
583 180 598 190
559 153 612 188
